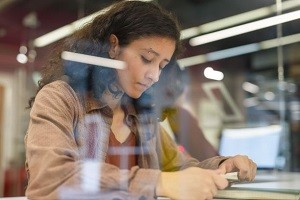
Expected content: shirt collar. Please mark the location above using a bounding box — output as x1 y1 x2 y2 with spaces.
83 92 138 118
82 92 157 142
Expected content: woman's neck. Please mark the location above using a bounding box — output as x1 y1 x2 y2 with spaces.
102 88 130 143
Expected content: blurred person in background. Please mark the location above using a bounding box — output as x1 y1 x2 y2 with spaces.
151 60 219 161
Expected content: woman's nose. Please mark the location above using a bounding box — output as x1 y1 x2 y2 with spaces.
147 67 160 83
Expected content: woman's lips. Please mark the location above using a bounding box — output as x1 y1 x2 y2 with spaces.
137 82 150 90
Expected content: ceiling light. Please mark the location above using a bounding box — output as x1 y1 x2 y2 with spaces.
242 82 260 94
28 49 37 62
264 92 275 101
23 12 39 28
19 45 28 54
33 8 110 47
33 0 152 47
189 10 300 46
178 33 300 68
243 97 259 107
33 1 300 48
181 0 300 40
204 67 224 81
16 53 28 64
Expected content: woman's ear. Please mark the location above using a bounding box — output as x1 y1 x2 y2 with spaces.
108 34 120 59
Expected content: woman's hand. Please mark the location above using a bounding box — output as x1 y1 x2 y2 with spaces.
156 167 228 200
218 155 257 181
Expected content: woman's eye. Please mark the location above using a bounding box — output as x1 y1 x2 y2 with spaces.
141 56 151 64
159 63 168 70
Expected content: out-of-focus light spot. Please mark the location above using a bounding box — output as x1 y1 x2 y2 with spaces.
264 91 275 101
287 83 297 93
16 53 28 64
32 71 41 86
242 82 260 94
19 45 28 54
22 12 39 28
277 82 297 93
243 97 259 107
289 101 300 111
28 49 37 62
0 28 6 37
204 67 224 81
178 145 185 153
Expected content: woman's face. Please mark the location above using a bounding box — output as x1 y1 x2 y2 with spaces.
114 36 176 99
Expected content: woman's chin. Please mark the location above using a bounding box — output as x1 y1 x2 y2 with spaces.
127 91 142 99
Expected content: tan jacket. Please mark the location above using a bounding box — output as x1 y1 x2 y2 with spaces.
25 80 226 199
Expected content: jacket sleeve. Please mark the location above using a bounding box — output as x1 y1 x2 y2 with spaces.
25 81 160 200
157 125 228 171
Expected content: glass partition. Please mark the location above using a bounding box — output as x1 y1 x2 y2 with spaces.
0 0 299 197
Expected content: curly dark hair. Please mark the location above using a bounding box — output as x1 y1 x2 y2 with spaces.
28 0 182 108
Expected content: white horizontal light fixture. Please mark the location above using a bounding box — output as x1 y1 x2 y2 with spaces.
61 51 126 69
178 32 300 68
181 0 300 40
33 8 110 47
33 1 300 48
33 0 152 47
189 10 300 46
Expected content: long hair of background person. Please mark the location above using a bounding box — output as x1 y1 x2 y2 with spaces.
152 59 188 121
131 59 187 141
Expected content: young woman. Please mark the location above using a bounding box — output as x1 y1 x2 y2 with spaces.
25 1 257 199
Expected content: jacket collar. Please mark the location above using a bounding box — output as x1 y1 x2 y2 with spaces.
83 92 138 118
82 92 157 142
